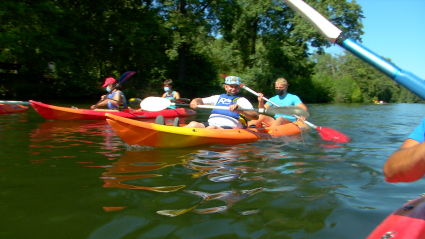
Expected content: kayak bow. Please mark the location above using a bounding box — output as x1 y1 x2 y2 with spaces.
30 100 196 120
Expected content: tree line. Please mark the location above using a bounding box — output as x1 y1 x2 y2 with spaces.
1 0 418 103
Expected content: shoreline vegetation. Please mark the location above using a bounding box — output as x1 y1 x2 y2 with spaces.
0 0 422 103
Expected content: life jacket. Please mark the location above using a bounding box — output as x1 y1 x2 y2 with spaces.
210 94 248 126
107 91 127 110
164 91 176 109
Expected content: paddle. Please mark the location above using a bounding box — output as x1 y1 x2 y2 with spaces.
0 100 31 105
240 84 350 143
139 97 310 117
282 0 425 100
93 71 136 109
175 98 190 103
128 98 190 110
129 97 190 105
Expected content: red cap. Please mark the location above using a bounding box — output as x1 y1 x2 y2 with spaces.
102 77 116 87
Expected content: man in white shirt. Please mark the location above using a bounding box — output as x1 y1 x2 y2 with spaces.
185 76 259 129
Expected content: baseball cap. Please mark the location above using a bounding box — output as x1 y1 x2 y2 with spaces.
224 76 241 85
102 77 116 87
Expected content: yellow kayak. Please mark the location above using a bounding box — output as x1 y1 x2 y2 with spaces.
106 113 310 148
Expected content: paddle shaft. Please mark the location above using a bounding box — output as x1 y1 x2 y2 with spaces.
282 0 425 100
187 104 266 113
170 101 264 113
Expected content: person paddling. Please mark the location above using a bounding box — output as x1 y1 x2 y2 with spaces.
154 76 258 129
248 78 308 128
161 79 180 109
91 77 127 111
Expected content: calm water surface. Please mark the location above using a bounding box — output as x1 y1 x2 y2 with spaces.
1 102 424 238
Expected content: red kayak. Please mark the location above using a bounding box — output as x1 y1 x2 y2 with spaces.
0 103 29 114
367 196 425 238
29 100 196 120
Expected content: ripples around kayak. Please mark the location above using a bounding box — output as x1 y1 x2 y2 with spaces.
1 102 425 238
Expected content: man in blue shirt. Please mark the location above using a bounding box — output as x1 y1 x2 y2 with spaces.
384 118 425 182
248 78 308 128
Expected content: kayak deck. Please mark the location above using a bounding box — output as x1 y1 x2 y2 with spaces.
367 196 425 239
29 100 196 120
106 113 310 148
0 103 29 114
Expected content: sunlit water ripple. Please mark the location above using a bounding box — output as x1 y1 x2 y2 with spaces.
1 102 425 238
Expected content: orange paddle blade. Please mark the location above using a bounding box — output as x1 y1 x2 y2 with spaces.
317 127 350 143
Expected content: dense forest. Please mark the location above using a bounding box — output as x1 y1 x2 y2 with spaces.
0 0 422 103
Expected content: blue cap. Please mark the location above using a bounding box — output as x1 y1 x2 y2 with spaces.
224 76 241 85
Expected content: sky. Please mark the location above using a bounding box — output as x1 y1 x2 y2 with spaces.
325 0 425 80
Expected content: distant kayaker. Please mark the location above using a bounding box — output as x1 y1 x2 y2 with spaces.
91 77 127 111
384 118 425 182
161 79 180 109
179 76 259 129
247 78 308 128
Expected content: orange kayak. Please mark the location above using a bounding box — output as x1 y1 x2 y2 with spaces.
0 103 29 114
30 100 196 120
106 113 310 148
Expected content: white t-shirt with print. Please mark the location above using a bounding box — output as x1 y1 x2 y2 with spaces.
202 95 254 129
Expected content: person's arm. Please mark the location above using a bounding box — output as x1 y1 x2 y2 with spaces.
295 102 308 121
173 91 180 100
383 139 425 182
296 102 308 111
231 98 259 120
90 95 107 109
189 98 204 109
161 93 166 98
236 106 259 120
258 93 265 108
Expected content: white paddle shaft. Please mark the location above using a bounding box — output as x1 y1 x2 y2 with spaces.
240 84 279 107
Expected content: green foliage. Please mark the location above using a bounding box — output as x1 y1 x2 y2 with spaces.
4 0 401 105
310 52 424 103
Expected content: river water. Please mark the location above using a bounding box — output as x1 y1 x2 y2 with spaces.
1 102 424 238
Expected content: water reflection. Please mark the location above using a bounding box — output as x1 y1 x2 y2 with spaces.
29 120 122 160
100 150 188 192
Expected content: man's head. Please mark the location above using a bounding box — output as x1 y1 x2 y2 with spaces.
275 78 288 96
224 76 241 96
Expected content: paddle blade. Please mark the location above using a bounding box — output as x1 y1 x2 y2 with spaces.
118 71 136 84
140 97 171 111
266 106 310 118
316 127 350 143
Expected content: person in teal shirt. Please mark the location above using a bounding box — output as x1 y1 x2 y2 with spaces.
161 79 180 109
248 77 308 128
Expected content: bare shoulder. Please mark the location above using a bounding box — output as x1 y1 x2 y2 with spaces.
399 138 421 150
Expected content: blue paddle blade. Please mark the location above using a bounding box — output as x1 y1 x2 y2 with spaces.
118 71 136 84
